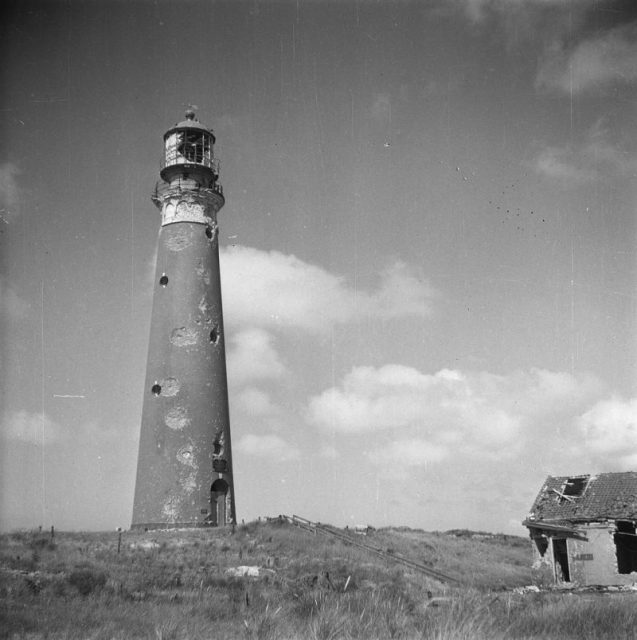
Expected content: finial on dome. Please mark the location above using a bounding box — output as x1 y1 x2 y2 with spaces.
185 107 196 120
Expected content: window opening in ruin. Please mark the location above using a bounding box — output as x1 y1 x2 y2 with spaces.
159 274 169 287
615 521 637 574
151 383 162 396
534 536 548 558
558 476 589 503
563 476 588 496
552 539 570 582
210 326 220 344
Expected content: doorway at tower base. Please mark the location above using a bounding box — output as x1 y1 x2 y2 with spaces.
209 479 232 526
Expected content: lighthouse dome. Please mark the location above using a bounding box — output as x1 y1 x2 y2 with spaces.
169 108 216 137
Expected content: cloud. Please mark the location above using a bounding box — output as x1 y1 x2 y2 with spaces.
319 445 339 459
533 146 597 184
367 438 447 468
235 387 279 417
234 433 300 461
227 328 287 386
370 93 392 123
583 138 637 177
221 246 435 334
533 119 637 183
1 410 67 445
537 22 637 94
460 0 488 22
0 162 20 219
451 0 592 27
0 279 29 319
307 365 602 462
577 396 637 470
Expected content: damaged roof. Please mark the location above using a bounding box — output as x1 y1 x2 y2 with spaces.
526 472 637 523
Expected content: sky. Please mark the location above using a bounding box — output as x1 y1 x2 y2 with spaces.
2 0 637 535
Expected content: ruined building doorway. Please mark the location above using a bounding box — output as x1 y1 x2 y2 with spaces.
614 521 637 574
552 539 570 582
211 479 229 526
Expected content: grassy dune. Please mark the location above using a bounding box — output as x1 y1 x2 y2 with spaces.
1 520 636 639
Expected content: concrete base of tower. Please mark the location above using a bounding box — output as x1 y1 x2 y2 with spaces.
130 520 235 532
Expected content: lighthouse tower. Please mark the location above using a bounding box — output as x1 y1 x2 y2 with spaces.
132 109 236 529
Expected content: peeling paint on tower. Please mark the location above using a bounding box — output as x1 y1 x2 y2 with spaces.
131 109 236 530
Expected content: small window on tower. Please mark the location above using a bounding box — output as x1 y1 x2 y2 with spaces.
210 327 220 344
151 384 162 396
159 274 169 287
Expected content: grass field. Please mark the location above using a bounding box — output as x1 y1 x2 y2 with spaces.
1 519 636 639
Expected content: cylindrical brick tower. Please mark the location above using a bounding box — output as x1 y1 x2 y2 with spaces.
132 109 236 529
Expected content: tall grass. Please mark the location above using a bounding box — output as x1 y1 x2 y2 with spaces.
1 522 635 639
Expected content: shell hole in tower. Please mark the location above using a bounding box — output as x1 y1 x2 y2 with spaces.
151 384 162 396
210 327 220 344
159 274 169 287
213 442 222 455
205 226 213 239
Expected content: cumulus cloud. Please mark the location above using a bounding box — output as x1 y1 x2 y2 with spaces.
537 22 637 94
367 438 447 468
533 119 637 183
0 162 20 219
319 445 339 459
235 387 279 417
450 0 592 29
234 433 300 461
308 364 602 462
2 410 67 445
227 328 287 386
0 279 29 319
533 146 597 184
370 93 392 123
451 1 636 96
221 246 435 334
577 396 637 470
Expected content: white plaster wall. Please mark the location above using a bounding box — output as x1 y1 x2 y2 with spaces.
569 524 637 586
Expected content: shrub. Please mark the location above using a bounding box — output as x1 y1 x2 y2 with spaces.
68 567 108 596
29 536 51 549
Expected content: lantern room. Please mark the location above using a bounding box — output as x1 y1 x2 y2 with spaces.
160 108 219 186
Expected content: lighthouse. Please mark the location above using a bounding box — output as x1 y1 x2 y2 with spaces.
132 109 236 529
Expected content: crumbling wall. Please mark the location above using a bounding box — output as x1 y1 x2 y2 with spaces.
530 537 554 585
560 524 637 586
574 524 636 586
529 522 637 587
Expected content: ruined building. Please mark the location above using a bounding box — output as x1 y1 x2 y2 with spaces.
524 472 637 586
131 110 236 529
